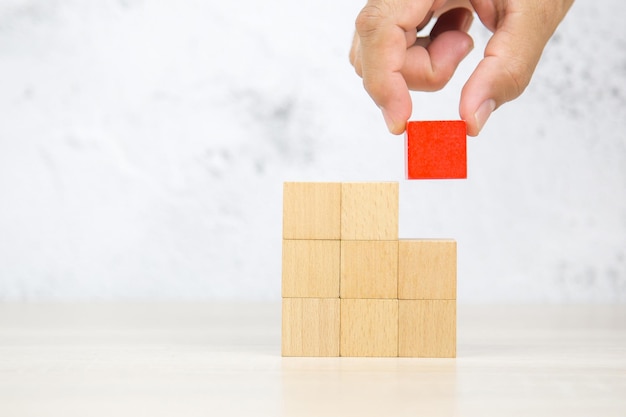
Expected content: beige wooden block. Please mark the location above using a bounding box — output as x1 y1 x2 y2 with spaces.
340 299 398 357
282 298 340 357
341 182 399 240
398 239 456 300
282 240 340 298
399 300 456 358
283 182 341 240
340 240 398 299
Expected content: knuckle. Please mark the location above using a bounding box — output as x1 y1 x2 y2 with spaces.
428 71 452 90
355 4 386 38
502 56 533 98
352 57 363 77
348 34 359 67
348 49 356 66
354 63 363 78
362 76 384 99
418 68 452 91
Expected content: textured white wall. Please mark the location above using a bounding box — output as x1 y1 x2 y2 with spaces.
0 0 624 302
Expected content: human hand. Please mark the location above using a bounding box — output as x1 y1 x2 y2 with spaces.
349 0 574 136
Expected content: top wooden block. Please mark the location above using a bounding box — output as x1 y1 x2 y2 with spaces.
341 182 399 240
283 182 341 239
405 120 467 180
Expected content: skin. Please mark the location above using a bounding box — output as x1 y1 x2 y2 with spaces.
349 0 574 136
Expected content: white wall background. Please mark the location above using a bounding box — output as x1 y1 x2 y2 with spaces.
0 0 624 302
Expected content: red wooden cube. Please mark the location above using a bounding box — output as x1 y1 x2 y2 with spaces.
405 121 467 180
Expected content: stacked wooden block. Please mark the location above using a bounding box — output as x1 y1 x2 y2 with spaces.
282 182 456 357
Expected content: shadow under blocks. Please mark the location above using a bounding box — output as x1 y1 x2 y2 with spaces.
281 181 457 357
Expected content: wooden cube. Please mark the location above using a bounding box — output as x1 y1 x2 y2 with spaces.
282 240 340 298
340 299 398 357
283 182 341 240
341 182 399 240
340 240 398 299
282 298 340 357
399 300 456 358
398 239 456 300
405 120 467 180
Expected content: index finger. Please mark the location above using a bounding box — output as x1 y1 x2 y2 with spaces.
355 0 437 133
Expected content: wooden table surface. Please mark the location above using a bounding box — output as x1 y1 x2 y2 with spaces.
1 302 624 416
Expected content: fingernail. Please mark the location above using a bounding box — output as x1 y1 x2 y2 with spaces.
474 99 496 133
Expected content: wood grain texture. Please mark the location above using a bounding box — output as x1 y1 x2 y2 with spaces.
340 240 398 299
399 299 456 358
340 182 398 240
282 298 340 357
340 299 398 357
398 239 456 300
282 240 340 298
283 182 341 240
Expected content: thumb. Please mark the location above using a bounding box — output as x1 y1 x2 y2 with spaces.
460 4 558 136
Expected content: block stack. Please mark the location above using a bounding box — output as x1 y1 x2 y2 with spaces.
281 182 456 357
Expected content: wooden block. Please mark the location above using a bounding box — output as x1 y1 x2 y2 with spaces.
282 298 340 357
341 182 399 240
282 240 340 298
340 299 398 357
405 121 467 180
283 182 341 240
340 240 398 299
399 300 456 358
398 239 456 300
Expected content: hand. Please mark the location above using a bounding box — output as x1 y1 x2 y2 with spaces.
349 0 574 136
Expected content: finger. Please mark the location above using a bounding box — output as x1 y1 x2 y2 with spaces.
430 7 473 39
349 31 362 76
434 0 472 17
460 1 572 136
402 8 474 91
416 11 435 32
459 26 538 135
355 0 436 134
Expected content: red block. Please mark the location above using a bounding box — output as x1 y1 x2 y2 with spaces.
405 121 467 180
